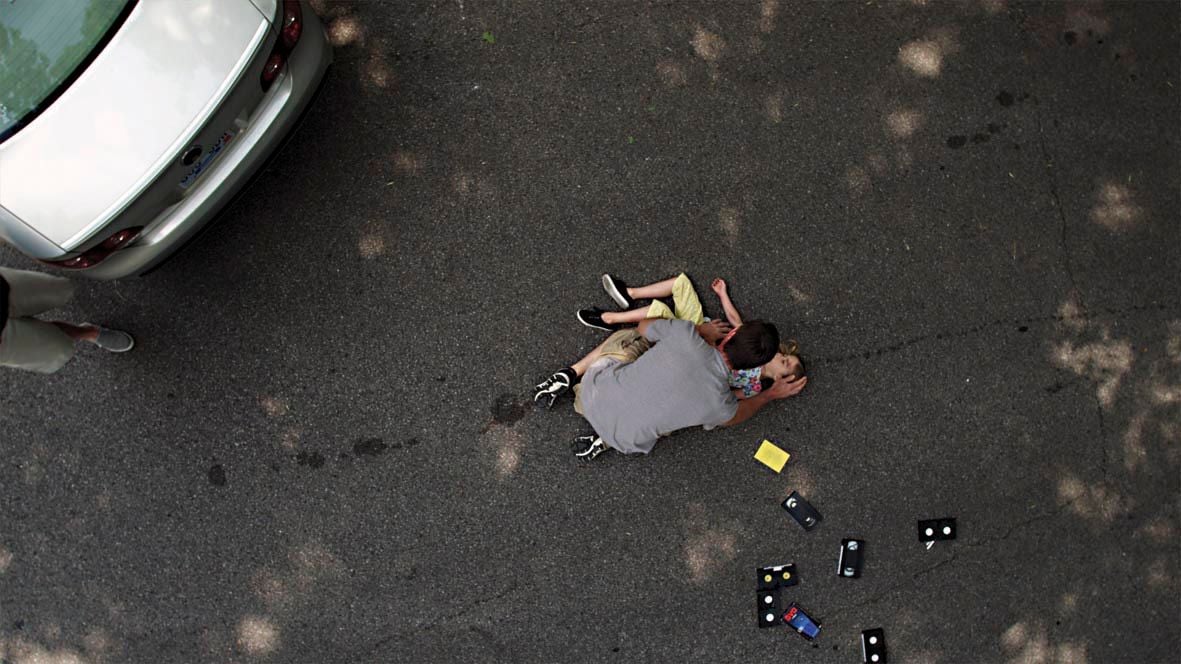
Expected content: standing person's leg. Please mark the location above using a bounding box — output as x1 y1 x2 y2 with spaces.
1 267 76 317
0 267 135 356
0 318 78 373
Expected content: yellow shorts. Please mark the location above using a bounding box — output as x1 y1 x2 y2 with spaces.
645 273 704 325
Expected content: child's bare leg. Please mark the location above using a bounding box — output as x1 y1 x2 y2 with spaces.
601 308 650 325
626 277 677 300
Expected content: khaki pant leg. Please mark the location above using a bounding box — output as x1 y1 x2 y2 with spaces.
0 318 76 373
1 267 76 317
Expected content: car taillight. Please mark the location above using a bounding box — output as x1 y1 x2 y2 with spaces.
43 227 143 270
261 0 303 91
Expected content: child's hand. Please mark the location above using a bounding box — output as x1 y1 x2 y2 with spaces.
711 278 728 296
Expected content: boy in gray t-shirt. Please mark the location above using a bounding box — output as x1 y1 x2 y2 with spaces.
577 319 737 454
535 316 807 459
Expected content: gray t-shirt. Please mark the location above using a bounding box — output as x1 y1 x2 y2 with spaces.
581 319 739 454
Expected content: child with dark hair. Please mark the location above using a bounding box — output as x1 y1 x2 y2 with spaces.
577 273 804 400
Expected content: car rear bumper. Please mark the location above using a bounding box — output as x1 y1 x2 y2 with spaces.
79 3 332 280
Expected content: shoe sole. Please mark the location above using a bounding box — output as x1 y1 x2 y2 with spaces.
576 310 614 332
575 443 606 460
601 274 629 310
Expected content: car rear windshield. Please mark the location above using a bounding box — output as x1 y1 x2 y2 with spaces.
0 0 135 143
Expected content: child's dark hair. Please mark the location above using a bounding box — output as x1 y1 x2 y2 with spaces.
725 320 779 370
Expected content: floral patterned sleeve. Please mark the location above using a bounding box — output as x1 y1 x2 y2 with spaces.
729 368 764 399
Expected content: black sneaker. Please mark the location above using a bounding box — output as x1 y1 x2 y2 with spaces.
572 435 608 460
534 368 576 408
576 307 621 332
601 274 635 310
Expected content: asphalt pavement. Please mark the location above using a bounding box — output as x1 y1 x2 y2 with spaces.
2 1 1178 662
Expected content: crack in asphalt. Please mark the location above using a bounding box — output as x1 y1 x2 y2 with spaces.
362 581 522 656
813 301 1178 366
1033 107 1082 308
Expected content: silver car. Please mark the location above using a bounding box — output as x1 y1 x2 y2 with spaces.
0 0 331 279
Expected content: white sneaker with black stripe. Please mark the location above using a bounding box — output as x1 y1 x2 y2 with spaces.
534 368 575 408
572 435 608 460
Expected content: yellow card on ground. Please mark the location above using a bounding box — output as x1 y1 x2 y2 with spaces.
754 440 790 473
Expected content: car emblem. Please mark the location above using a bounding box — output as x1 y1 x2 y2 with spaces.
181 145 203 166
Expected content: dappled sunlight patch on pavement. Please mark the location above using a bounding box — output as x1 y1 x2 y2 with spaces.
899 39 943 77
259 395 290 418
392 150 423 177
1146 557 1176 591
236 615 279 656
898 27 961 78
252 540 346 614
365 52 394 89
494 429 524 477
787 285 812 304
357 222 388 259
780 465 817 501
1051 330 1133 409
1089 179 1143 232
0 637 89 664
1056 474 1131 524
1057 592 1079 616
479 425 526 479
764 92 784 123
979 0 1007 15
80 629 113 662
655 59 688 88
1056 297 1088 332
326 15 364 48
1166 321 1181 362
758 0 779 34
0 544 11 574
845 165 871 196
451 169 496 198
1136 516 1176 543
885 108 924 139
1121 410 1148 472
279 426 302 452
691 26 725 62
681 503 738 585
718 206 741 247
691 25 726 82
1000 620 1089 664
866 153 890 176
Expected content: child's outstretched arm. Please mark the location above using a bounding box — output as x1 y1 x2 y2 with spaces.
711 279 744 327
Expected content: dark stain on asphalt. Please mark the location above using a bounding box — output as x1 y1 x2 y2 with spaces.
947 135 968 149
491 393 529 425
997 90 1015 106
355 437 389 456
1063 31 1077 45
296 451 326 468
1045 382 1068 394
208 464 227 486
1018 325 1029 332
